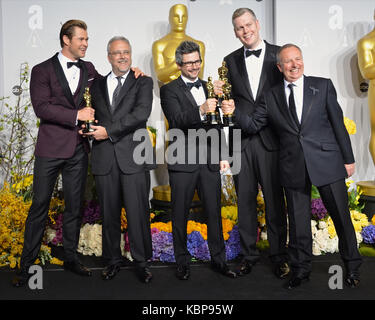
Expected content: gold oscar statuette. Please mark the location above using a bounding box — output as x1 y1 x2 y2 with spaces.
205 76 221 125
218 61 234 127
83 87 95 133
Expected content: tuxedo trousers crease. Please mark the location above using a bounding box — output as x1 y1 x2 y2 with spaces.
317 180 362 272
95 158 151 266
284 181 313 275
234 135 287 263
169 166 226 266
196 166 226 265
21 143 87 266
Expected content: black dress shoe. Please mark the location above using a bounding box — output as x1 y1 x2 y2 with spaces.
237 260 254 276
284 273 310 289
274 262 290 279
12 267 30 287
138 266 153 283
64 261 92 276
345 272 360 288
176 265 190 280
211 262 237 278
102 264 121 280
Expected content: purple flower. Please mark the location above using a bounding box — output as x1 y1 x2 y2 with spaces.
151 230 174 262
82 200 101 224
225 225 240 260
361 225 375 244
311 198 327 220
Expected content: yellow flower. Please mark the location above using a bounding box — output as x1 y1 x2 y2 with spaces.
50 257 64 265
344 117 356 135
327 217 337 238
372 215 375 225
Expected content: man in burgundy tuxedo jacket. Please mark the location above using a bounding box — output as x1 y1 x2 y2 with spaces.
13 20 100 287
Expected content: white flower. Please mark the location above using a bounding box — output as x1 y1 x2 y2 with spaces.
260 231 267 241
45 227 56 243
318 220 327 229
77 224 102 256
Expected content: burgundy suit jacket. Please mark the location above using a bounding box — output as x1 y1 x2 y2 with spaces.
30 53 101 158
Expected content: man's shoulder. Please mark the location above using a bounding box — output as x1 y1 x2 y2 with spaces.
161 77 180 91
224 47 243 61
264 41 280 51
32 54 57 71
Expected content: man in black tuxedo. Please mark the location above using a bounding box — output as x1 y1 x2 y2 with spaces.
13 19 100 287
84 36 154 283
223 43 362 289
215 8 288 278
160 41 237 280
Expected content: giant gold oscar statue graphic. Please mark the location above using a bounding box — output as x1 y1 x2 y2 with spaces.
152 3 205 85
357 10 375 213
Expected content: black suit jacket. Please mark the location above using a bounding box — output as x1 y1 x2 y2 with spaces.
90 70 154 175
224 41 283 151
236 76 354 188
160 76 221 172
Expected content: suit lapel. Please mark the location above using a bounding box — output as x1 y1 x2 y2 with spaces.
51 53 76 108
112 70 136 111
177 77 199 108
274 82 299 131
99 75 111 114
300 76 315 127
75 59 88 107
256 42 273 101
235 48 254 102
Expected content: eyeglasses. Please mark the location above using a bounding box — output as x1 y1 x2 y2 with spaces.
181 59 202 67
109 50 130 57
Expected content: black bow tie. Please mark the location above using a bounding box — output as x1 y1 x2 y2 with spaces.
186 80 201 90
67 61 81 69
245 49 262 58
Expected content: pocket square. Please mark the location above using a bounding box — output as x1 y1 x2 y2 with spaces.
88 78 95 82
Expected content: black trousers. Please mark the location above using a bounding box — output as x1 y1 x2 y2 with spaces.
94 159 152 267
234 135 288 264
285 177 362 275
20 144 88 267
169 165 226 267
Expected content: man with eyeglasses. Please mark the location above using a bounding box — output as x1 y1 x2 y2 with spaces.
160 40 237 280
82 36 154 283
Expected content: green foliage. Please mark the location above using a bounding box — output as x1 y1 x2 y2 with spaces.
0 63 37 185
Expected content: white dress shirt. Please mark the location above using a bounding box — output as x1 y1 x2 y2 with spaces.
284 75 304 123
58 52 81 95
244 39 266 99
181 75 206 120
107 70 130 105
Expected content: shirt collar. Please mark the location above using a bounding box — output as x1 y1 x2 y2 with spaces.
109 70 130 82
284 75 304 89
181 74 199 85
243 39 265 55
58 51 79 66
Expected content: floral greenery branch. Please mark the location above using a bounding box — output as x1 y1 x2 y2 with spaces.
0 62 38 185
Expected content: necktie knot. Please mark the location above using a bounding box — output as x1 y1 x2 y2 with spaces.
186 80 201 90
67 61 81 69
245 49 262 58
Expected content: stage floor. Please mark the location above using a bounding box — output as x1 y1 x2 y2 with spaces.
1 252 374 301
